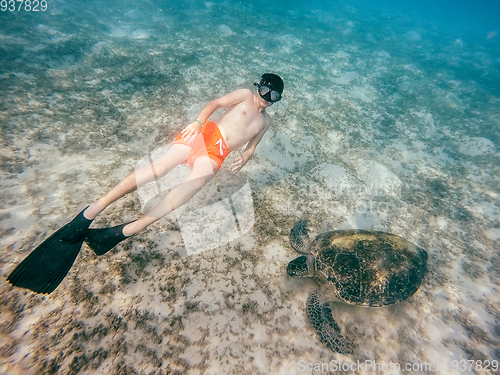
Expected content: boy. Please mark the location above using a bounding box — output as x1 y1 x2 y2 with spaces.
7 73 284 293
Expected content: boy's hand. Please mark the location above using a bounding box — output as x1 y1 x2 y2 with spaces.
181 121 202 143
231 156 246 173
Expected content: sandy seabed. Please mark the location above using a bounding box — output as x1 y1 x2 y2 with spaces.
1 0 499 374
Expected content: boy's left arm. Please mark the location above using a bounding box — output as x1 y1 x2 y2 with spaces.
231 119 272 173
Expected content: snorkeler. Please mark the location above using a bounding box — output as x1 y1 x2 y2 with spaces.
6 73 284 294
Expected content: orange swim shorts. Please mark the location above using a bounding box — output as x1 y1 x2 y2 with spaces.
172 121 230 170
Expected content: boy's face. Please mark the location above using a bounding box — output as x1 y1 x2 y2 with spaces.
255 84 281 108
257 94 274 108
259 85 281 101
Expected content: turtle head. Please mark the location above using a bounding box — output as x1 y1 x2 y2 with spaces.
287 255 315 277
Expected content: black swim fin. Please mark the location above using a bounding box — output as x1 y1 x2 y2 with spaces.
6 207 93 294
85 222 131 256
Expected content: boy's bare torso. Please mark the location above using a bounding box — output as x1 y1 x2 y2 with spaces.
214 89 271 152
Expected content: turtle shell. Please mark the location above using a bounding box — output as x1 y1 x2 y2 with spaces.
311 230 427 307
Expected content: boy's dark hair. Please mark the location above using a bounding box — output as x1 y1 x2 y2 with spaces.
260 73 284 94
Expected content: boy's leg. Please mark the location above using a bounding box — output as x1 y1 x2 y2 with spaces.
122 156 219 236
84 144 192 220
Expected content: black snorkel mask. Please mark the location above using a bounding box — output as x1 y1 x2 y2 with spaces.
253 82 282 103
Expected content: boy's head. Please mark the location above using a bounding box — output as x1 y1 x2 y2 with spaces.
254 73 284 103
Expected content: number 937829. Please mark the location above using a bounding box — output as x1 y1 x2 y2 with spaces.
1 0 48 11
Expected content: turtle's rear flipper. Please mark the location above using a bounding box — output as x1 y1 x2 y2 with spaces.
306 288 353 354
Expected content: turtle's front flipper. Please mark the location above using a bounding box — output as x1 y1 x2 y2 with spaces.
290 219 311 254
307 288 352 354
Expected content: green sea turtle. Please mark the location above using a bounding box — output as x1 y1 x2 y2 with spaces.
287 220 428 353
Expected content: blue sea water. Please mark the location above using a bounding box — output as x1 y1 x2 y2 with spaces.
1 0 499 374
